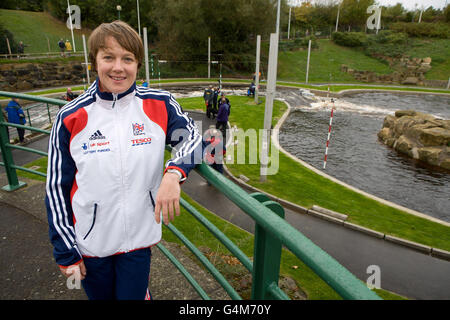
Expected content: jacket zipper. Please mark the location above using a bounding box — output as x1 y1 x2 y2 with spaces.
112 93 118 109
113 94 130 252
149 191 155 209
83 203 97 240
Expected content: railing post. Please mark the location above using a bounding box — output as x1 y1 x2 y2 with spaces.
0 111 26 191
46 103 52 124
250 193 285 299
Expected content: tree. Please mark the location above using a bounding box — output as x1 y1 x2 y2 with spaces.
339 0 374 31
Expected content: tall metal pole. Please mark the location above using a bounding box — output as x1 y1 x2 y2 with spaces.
276 0 281 38
137 0 141 37
208 36 211 79
260 33 279 182
82 34 90 85
143 27 150 86
255 35 261 104
288 7 291 40
67 0 76 52
335 4 341 32
305 39 311 83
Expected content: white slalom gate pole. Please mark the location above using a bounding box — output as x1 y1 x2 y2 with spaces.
323 100 335 169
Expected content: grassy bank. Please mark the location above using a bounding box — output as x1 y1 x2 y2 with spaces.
0 9 91 54
277 39 392 83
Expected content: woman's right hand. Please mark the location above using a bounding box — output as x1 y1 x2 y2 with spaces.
59 261 87 280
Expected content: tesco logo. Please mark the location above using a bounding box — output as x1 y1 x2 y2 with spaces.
131 137 152 146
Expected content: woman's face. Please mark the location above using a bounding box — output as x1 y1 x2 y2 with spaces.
96 36 138 94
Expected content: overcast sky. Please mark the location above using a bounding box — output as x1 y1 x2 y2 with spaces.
287 0 448 10
375 0 447 10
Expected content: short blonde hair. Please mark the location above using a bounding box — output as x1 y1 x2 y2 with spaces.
88 20 144 71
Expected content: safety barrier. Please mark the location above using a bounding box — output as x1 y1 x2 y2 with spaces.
0 90 381 300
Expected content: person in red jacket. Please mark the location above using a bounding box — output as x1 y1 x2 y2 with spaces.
46 20 204 300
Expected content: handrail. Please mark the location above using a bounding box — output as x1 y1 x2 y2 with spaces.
195 163 381 300
0 90 382 300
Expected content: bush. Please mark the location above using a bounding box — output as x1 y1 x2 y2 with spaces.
331 32 368 47
389 22 450 38
0 23 17 54
279 36 318 52
364 31 410 58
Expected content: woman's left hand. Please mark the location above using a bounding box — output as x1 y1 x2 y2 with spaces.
154 173 181 225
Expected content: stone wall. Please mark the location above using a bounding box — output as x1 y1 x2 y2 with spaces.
378 110 450 170
0 61 95 92
341 56 447 88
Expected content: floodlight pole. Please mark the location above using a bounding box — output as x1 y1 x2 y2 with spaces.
208 36 211 79
143 27 150 86
255 35 261 104
260 33 279 182
82 34 90 85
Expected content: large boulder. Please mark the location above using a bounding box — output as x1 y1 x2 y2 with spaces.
378 110 450 170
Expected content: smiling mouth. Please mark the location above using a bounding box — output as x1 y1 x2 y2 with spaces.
110 75 126 81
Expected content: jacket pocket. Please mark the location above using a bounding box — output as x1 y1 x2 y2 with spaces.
149 191 155 209
83 203 97 240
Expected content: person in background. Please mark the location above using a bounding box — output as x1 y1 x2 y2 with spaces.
205 128 226 175
65 87 78 101
58 39 66 57
4 98 26 143
203 85 214 119
215 96 230 143
212 87 219 119
45 20 204 300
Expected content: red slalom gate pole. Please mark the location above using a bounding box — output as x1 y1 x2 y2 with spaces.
323 101 335 169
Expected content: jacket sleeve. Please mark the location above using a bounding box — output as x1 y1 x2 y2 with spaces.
45 112 82 267
164 93 205 180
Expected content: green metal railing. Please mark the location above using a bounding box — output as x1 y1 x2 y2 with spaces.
0 90 381 300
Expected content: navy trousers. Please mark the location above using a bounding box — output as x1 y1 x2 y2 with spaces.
81 247 152 300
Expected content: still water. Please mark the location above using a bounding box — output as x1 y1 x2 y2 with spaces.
279 91 450 222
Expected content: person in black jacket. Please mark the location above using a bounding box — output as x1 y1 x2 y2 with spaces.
203 85 214 118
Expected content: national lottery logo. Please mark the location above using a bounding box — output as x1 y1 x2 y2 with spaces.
132 123 145 136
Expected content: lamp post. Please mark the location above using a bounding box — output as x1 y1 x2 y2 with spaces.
117 5 122 20
137 0 141 37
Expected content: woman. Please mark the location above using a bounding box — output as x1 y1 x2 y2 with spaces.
45 21 203 300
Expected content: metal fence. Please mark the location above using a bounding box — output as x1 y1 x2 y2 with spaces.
0 90 381 300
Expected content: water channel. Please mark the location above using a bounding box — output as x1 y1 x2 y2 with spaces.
278 90 450 223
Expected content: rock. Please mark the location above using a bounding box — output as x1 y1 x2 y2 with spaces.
422 57 432 64
419 127 450 146
379 110 450 170
402 77 419 85
394 135 414 155
417 147 442 166
395 110 416 117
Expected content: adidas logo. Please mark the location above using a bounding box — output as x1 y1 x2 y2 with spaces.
89 130 106 140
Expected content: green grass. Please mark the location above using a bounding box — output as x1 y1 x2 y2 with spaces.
163 189 345 300
177 95 450 252
277 38 450 82
277 39 392 83
404 38 450 80
0 9 91 54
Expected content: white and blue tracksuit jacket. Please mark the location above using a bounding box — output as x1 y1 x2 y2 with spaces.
45 80 203 267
